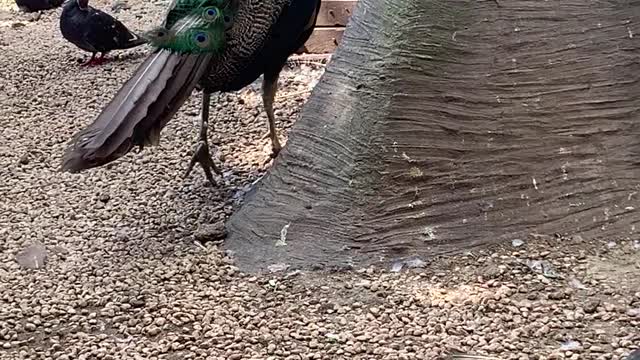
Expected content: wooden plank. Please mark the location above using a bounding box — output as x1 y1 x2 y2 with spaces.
315 0 357 27
299 27 345 54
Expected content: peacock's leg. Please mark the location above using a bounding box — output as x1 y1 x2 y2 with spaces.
184 91 221 186
262 71 282 158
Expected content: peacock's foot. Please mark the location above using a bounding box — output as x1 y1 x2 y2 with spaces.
261 133 282 158
184 141 221 186
270 140 282 159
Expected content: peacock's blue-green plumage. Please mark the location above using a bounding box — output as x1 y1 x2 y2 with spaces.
142 0 234 53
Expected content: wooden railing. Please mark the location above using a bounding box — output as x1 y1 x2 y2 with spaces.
299 0 357 54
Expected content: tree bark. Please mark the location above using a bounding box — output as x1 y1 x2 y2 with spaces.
224 0 640 272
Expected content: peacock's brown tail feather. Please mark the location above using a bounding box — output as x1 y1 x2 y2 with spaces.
61 49 213 172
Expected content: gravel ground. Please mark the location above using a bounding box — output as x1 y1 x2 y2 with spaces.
1 2 639 359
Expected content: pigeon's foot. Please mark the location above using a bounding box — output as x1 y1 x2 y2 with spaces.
80 57 98 66
95 55 109 65
80 54 108 67
184 140 221 186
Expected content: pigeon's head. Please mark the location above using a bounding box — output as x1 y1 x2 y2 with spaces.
76 0 89 9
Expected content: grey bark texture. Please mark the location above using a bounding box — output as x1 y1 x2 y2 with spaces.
224 0 640 273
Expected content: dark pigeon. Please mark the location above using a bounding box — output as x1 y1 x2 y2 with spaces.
59 0 146 66
15 0 64 12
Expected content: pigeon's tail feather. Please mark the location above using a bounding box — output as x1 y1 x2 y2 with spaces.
121 32 148 49
61 49 213 173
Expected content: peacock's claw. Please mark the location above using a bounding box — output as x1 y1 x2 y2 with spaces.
270 140 281 158
184 141 221 186
261 132 281 158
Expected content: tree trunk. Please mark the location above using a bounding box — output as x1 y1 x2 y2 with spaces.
224 0 640 272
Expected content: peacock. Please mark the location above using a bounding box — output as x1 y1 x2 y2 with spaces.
61 0 322 185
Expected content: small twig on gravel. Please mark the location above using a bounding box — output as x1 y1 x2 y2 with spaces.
278 89 313 100
287 53 332 67
193 240 208 252
289 53 332 62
